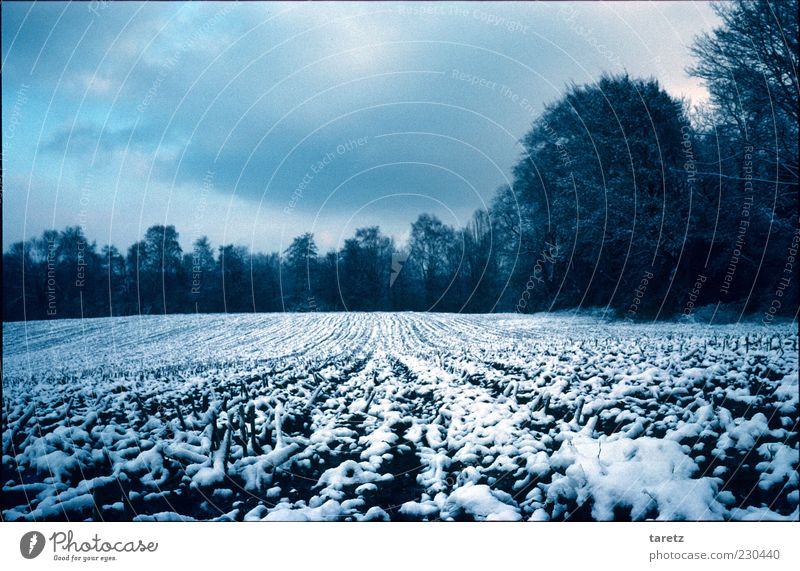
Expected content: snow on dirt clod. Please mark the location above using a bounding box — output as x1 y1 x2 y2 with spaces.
1 313 797 521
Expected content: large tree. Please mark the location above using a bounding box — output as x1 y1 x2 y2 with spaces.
281 233 319 311
339 227 394 311
218 244 250 313
509 75 692 314
689 0 798 313
407 214 460 310
99 244 129 317
126 225 183 314
185 236 220 313
690 0 798 190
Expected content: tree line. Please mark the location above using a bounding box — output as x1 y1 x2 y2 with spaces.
3 0 797 321
1 212 502 319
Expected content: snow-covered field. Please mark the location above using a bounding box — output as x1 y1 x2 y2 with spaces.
2 313 797 521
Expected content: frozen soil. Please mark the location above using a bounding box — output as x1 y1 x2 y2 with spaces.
2 313 797 521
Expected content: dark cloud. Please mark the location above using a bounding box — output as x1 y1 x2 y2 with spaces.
3 1 719 251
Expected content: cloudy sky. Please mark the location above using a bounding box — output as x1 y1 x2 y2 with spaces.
2 1 720 254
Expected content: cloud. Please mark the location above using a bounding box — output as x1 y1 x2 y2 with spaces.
43 122 132 156
2 1 721 251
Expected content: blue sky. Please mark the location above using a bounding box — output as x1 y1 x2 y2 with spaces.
2 1 719 254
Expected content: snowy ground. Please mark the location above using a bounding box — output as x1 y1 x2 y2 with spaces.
2 313 797 521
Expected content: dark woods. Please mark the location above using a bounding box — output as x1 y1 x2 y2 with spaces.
3 1 797 322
